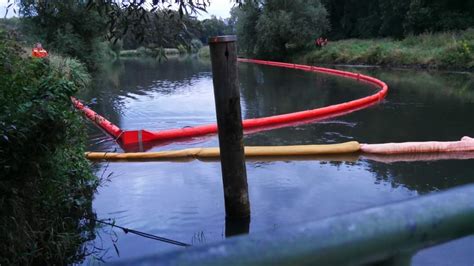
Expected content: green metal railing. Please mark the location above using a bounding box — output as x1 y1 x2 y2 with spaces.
113 184 474 266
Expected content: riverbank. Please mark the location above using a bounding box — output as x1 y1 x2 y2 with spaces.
1 30 98 264
120 47 181 58
295 29 474 70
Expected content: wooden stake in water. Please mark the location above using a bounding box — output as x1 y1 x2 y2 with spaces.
209 35 250 218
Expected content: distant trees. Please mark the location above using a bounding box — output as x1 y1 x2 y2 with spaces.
6 0 239 63
322 0 474 39
11 0 234 66
198 16 235 43
120 12 235 51
235 0 329 59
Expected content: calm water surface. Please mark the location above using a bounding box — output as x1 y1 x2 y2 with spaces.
80 57 474 265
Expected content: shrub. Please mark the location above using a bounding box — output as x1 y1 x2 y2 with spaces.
0 29 97 264
177 44 188 54
136 46 148 57
190 39 203 54
438 40 473 68
198 45 210 58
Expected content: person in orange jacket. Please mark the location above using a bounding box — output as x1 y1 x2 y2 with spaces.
32 42 48 58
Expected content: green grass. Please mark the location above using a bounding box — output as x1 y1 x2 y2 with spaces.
120 47 180 57
297 28 474 70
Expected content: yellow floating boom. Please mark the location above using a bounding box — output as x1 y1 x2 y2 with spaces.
86 141 361 161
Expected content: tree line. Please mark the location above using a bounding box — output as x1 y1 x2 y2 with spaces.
233 0 474 58
322 0 474 39
121 13 234 51
5 0 234 68
5 0 474 65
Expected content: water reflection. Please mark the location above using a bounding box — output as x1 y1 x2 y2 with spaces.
81 57 474 264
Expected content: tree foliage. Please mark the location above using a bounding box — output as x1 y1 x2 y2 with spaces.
235 0 329 59
198 15 234 43
10 0 241 63
15 0 117 69
119 11 234 50
322 0 474 39
120 9 199 50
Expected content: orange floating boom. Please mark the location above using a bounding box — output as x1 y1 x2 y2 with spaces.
71 98 122 139
72 59 388 147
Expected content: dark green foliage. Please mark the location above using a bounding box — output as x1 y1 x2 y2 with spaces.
198 15 234 43
235 0 329 59
121 10 202 50
234 2 260 55
404 0 474 35
322 0 474 39
0 29 98 265
120 11 232 52
18 0 112 69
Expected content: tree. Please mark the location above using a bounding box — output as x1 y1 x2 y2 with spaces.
234 2 261 55
235 0 329 59
198 15 233 43
17 0 111 68
321 0 474 39
404 0 474 34
121 10 202 50
11 0 229 67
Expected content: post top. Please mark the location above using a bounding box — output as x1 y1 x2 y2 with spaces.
208 35 237 44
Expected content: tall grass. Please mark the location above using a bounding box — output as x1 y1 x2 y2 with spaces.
298 28 474 69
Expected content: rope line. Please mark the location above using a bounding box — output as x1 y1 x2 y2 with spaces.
90 218 191 247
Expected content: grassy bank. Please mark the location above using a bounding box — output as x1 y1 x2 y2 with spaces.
120 47 180 58
297 29 474 70
0 30 98 264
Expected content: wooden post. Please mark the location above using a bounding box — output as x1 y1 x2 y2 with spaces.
225 216 250 237
208 35 250 219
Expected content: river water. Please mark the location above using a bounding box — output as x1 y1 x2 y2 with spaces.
79 57 474 265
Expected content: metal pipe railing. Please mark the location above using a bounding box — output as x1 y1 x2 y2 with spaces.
113 184 474 266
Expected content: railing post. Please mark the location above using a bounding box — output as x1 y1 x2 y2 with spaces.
208 35 250 219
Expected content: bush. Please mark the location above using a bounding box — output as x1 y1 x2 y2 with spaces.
190 39 203 54
177 44 188 54
198 46 210 58
438 40 473 68
0 29 97 264
136 46 148 57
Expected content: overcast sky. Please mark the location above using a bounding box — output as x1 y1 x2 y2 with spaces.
0 0 234 19
0 0 13 18
199 1 234 19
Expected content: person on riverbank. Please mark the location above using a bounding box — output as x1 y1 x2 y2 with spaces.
32 42 48 58
315 37 328 48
